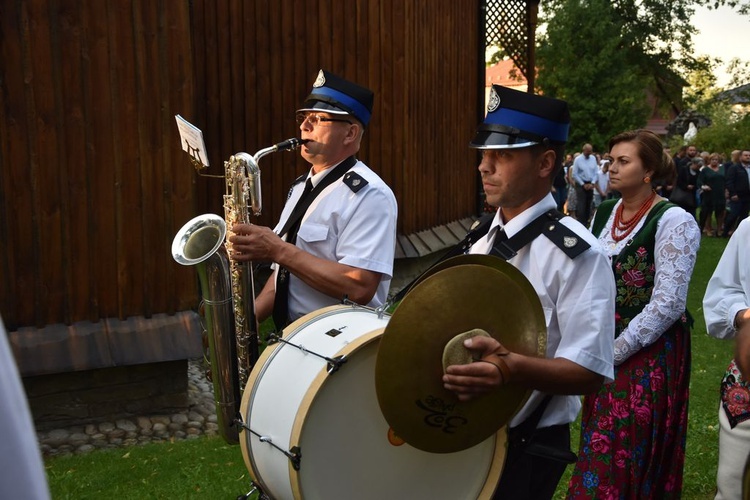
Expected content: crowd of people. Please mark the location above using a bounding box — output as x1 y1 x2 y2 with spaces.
668 145 750 239
556 142 750 240
439 84 720 498
548 137 749 498
9 69 747 498
228 73 737 498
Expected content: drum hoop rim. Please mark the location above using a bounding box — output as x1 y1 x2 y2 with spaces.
238 304 508 498
289 328 385 499
240 305 387 497
239 304 361 492
478 426 508 499
287 328 507 499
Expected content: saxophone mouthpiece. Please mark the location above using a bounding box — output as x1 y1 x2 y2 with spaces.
274 138 308 152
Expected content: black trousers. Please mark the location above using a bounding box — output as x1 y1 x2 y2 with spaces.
575 185 593 224
492 424 572 500
723 199 750 236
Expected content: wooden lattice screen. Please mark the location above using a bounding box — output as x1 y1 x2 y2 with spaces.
485 0 539 90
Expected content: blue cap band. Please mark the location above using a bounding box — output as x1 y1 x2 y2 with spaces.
485 107 569 143
309 87 371 125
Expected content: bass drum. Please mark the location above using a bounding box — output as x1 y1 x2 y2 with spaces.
239 305 506 500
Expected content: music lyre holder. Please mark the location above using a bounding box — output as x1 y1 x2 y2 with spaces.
184 139 223 178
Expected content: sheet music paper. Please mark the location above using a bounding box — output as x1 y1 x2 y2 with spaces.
174 114 209 167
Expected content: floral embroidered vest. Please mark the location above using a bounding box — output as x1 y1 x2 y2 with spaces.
591 200 682 339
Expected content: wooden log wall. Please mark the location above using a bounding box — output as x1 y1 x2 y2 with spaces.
0 0 481 333
191 0 481 230
0 0 196 331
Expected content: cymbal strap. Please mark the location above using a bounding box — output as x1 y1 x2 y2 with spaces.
495 355 511 384
376 255 547 453
482 353 511 385
493 345 510 356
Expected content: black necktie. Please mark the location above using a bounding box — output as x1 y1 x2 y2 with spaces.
490 227 517 260
272 179 314 331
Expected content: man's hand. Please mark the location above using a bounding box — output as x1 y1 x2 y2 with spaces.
442 336 512 402
228 223 284 262
735 309 750 378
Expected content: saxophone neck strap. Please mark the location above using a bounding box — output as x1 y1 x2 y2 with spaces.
277 156 357 239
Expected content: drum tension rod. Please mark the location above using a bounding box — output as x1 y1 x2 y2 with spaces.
237 481 271 500
235 419 303 470
267 334 348 374
340 297 391 320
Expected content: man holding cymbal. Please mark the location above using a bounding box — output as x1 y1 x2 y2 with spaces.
442 85 616 499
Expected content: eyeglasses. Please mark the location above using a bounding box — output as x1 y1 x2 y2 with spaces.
295 112 353 126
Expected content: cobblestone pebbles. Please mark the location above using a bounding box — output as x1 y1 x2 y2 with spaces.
37 269 428 459
38 360 219 457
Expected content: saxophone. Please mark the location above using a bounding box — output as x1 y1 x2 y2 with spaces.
172 138 306 444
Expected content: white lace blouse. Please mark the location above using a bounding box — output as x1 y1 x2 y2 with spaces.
594 201 701 365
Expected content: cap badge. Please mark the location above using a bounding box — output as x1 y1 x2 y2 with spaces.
563 236 578 248
313 70 326 88
487 87 501 113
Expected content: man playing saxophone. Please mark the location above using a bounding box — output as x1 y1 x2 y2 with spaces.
229 69 398 331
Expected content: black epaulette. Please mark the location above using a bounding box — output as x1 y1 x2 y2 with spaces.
343 171 368 193
287 174 307 200
541 211 590 259
491 210 590 261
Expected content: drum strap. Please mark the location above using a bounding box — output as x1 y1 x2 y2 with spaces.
507 395 576 464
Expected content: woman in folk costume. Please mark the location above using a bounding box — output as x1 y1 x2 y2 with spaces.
568 129 700 499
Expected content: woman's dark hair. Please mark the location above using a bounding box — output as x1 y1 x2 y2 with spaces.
609 129 675 186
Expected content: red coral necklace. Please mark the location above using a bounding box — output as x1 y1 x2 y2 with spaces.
611 190 657 242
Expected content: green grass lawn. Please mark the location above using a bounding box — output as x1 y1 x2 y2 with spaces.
45 235 734 499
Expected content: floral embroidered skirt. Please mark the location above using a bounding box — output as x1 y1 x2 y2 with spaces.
568 325 691 499
720 359 750 428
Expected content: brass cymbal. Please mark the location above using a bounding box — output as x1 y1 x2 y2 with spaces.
376 255 546 453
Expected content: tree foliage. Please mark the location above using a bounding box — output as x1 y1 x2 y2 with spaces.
534 0 749 152
692 105 750 157
683 55 721 109
537 0 650 151
726 57 750 89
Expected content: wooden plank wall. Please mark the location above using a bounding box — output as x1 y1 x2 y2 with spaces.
0 0 481 332
0 0 197 330
190 0 481 234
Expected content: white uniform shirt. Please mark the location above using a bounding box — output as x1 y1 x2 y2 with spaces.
469 194 615 428
273 159 398 321
572 154 599 186
704 217 750 339
0 317 51 500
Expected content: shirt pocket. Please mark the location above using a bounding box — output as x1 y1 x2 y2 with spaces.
296 222 329 244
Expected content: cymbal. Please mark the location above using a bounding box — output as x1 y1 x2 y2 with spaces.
376 255 546 453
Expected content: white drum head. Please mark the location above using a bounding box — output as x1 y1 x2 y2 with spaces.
240 306 506 500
